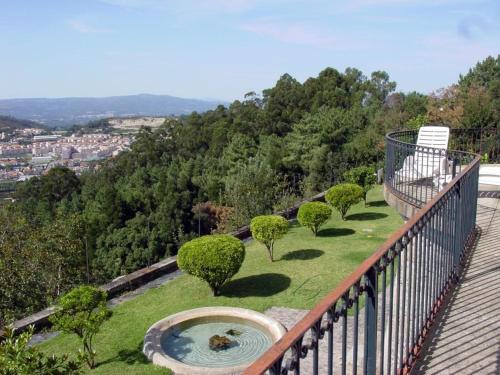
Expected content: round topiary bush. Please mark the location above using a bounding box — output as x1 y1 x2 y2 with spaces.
250 215 288 261
325 183 364 220
177 235 245 296
297 201 332 236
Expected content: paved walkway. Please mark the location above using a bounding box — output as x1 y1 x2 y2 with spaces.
414 197 500 375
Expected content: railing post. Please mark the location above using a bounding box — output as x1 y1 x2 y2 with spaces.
452 180 462 280
269 357 284 375
452 157 458 178
363 266 378 375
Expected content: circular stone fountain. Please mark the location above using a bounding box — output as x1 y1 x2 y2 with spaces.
143 307 286 375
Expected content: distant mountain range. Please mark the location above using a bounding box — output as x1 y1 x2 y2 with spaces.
0 94 226 128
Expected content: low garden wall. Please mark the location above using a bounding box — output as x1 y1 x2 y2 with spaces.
7 257 178 335
5 191 326 336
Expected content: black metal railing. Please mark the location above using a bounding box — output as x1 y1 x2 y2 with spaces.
244 131 480 375
449 127 499 163
384 130 476 208
385 127 497 208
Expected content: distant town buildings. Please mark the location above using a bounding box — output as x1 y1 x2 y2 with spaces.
33 134 61 142
0 128 131 183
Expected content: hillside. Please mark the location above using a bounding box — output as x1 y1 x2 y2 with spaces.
0 115 40 131
0 94 226 127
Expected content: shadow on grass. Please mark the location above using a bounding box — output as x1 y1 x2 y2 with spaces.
317 228 355 237
368 200 389 207
222 273 291 297
99 341 148 367
345 212 388 221
281 249 324 261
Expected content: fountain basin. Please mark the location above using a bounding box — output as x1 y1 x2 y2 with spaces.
143 307 286 375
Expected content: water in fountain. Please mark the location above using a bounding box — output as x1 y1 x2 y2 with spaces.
162 317 272 368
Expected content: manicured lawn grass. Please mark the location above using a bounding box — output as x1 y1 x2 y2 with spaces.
40 186 403 375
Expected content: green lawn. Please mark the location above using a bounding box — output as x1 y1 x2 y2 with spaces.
40 186 403 375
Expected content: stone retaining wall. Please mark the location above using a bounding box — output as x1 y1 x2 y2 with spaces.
5 257 178 336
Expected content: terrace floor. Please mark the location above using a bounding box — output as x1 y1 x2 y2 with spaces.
413 196 500 375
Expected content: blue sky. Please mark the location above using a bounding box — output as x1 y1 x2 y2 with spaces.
1 0 499 101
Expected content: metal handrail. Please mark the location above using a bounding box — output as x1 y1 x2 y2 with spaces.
384 129 478 208
385 127 496 208
244 131 481 375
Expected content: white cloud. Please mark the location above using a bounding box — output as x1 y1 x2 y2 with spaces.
97 0 264 12
198 0 262 12
338 0 483 12
346 0 475 5
241 21 336 48
67 19 111 34
457 15 496 39
97 0 156 8
410 31 498 68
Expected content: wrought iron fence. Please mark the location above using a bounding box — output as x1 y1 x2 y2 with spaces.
384 130 477 208
243 131 480 375
449 127 499 163
385 128 496 208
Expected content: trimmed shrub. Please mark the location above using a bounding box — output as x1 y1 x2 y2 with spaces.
325 183 364 220
50 286 112 369
344 166 376 206
250 215 288 261
297 201 332 236
177 235 245 296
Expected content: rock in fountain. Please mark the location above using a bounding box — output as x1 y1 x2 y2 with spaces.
209 335 233 351
225 329 242 336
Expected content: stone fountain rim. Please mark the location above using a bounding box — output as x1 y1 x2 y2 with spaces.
143 306 287 375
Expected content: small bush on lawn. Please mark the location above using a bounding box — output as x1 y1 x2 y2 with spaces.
177 235 245 296
344 166 376 206
250 215 288 261
297 201 332 236
325 183 364 220
50 286 112 369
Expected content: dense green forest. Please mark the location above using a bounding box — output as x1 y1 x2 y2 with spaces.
1 56 499 324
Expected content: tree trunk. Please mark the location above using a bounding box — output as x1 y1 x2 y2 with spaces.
83 339 95 368
267 244 274 262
